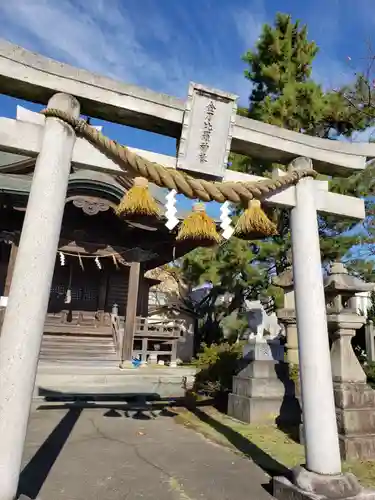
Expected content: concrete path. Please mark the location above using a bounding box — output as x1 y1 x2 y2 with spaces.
18 405 274 500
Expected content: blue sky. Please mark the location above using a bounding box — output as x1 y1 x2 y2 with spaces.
1 0 374 149
0 0 374 216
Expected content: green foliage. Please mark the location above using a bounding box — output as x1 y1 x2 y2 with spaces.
288 363 301 397
367 292 375 323
220 313 248 344
353 344 368 365
345 195 375 282
288 364 300 385
181 237 279 297
243 13 375 139
244 15 316 98
193 342 243 397
180 12 375 347
332 74 375 135
364 363 375 387
239 12 374 274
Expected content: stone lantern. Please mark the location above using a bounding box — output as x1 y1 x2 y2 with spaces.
273 266 299 365
324 261 375 460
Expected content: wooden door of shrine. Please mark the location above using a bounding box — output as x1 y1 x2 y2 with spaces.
45 259 132 335
46 260 107 334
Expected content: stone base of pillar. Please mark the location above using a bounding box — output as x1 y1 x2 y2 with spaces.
227 359 300 424
334 382 375 460
273 466 375 499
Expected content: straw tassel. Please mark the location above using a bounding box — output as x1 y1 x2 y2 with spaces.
115 177 161 219
176 203 221 246
233 199 278 240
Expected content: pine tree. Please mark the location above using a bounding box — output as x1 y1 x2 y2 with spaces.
243 13 375 139
179 13 374 346
244 13 323 133
239 12 370 271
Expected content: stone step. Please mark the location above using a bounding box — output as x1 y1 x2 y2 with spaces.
34 366 196 400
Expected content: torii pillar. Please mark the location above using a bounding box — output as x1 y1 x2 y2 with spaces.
0 93 80 500
273 158 372 499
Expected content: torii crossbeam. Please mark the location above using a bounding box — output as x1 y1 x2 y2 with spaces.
0 40 372 500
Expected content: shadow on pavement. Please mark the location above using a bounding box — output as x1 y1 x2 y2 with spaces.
190 406 292 480
19 388 196 499
17 408 82 499
22 388 289 498
35 387 213 413
20 389 201 499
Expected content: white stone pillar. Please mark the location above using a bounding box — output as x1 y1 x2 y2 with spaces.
0 93 80 500
290 158 342 475
365 320 375 363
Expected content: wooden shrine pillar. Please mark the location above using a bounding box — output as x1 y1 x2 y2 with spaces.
3 242 18 297
0 242 18 333
97 272 108 324
121 261 141 364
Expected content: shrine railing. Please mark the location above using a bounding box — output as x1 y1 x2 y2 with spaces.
133 316 184 365
110 312 122 353
44 310 112 334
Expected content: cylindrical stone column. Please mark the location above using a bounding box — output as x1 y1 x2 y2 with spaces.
285 321 299 365
0 93 80 500
290 157 342 475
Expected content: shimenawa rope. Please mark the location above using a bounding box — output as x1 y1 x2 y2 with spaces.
41 108 317 205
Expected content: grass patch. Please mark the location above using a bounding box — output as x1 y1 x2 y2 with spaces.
174 406 375 488
344 461 375 488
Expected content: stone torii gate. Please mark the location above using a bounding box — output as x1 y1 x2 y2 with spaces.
0 40 374 500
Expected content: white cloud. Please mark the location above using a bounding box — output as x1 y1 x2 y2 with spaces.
0 1 171 90
231 0 266 51
0 0 254 104
0 0 358 109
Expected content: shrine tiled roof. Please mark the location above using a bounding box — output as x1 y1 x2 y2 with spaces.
0 151 194 220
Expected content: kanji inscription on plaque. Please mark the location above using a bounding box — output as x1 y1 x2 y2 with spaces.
177 83 238 179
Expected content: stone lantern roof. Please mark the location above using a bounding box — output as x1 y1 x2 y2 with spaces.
324 262 374 294
272 266 293 289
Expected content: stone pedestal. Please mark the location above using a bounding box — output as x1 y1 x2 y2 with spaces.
274 466 375 500
324 263 375 462
228 339 299 424
329 312 375 460
300 380 375 459
335 382 375 460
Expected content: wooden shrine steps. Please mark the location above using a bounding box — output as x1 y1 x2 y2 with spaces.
39 333 119 365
